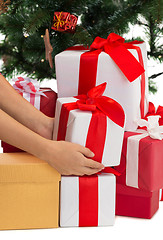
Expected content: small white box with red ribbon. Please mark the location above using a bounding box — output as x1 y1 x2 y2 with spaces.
53 82 125 167
60 173 116 227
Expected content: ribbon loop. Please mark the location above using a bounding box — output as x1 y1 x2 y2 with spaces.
77 101 97 112
90 33 125 51
107 33 125 45
12 77 47 97
87 82 106 98
90 36 107 51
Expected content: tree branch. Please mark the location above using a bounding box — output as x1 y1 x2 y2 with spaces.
149 72 163 79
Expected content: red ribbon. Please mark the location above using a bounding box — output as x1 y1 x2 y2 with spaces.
79 175 98 227
79 167 120 227
68 33 146 118
57 83 122 226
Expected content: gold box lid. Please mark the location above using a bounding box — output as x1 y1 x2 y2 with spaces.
0 153 61 183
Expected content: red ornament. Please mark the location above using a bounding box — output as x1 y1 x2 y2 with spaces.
51 12 78 33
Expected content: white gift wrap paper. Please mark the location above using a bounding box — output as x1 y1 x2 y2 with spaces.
22 92 41 110
53 97 124 167
160 189 163 201
55 42 148 131
60 173 115 227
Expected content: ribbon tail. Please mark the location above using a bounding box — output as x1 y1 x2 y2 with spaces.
104 45 145 82
36 90 49 97
87 82 107 98
96 96 125 128
101 167 121 176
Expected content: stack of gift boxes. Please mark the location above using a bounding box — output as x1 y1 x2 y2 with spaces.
1 33 163 230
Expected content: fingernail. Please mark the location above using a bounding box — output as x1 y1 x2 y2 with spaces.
90 152 95 157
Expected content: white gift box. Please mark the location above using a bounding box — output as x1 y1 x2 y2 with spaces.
53 97 124 167
60 173 115 227
55 42 148 131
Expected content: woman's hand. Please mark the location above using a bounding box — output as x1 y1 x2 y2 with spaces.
0 74 104 176
41 140 104 176
0 109 104 176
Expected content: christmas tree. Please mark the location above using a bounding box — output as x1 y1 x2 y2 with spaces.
0 0 162 90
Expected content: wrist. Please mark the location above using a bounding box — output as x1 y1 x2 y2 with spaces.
35 116 54 140
34 138 58 166
33 137 49 160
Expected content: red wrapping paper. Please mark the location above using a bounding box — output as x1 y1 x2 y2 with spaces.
114 131 163 191
1 88 57 153
116 184 159 219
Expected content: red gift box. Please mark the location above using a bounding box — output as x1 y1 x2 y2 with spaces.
1 88 57 153
116 183 159 219
114 130 163 191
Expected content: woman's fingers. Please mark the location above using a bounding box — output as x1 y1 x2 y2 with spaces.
81 167 102 176
83 157 104 170
77 145 95 158
44 141 105 176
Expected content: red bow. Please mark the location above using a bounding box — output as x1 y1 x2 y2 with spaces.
142 102 163 126
90 33 126 50
75 82 125 128
90 33 145 82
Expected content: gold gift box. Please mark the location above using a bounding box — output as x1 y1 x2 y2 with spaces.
0 153 61 230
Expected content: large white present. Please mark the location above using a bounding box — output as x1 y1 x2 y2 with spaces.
55 33 148 131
